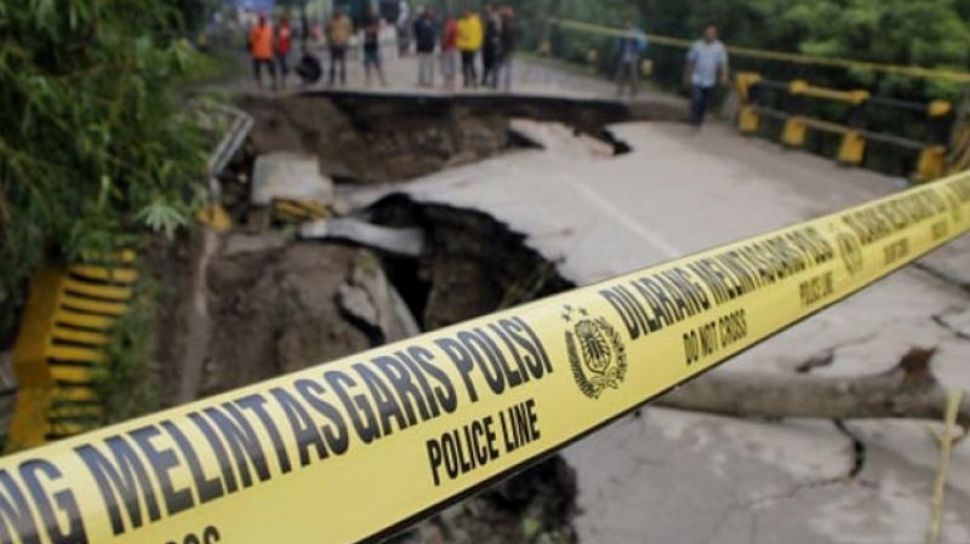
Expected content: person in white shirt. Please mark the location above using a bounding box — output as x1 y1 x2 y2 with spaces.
684 24 729 127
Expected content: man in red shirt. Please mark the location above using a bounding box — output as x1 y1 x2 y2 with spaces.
275 15 293 88
439 13 459 90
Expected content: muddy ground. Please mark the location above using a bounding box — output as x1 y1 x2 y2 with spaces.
236 93 632 184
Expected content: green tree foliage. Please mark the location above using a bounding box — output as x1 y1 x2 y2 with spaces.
641 0 970 97
0 0 208 320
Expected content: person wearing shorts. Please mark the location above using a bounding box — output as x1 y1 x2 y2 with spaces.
362 9 387 87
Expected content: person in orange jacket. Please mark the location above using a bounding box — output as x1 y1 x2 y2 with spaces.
249 13 277 89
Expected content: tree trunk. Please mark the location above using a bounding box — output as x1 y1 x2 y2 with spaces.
656 348 970 428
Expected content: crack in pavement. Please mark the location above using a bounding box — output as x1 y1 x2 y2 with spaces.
932 311 970 341
702 477 847 544
913 262 970 296
749 510 761 544
833 420 867 479
794 333 881 374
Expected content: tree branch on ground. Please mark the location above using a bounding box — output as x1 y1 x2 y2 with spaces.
656 348 970 428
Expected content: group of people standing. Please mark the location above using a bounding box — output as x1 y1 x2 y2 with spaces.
245 7 387 89
247 9 728 129
247 13 293 89
414 5 516 90
248 5 516 92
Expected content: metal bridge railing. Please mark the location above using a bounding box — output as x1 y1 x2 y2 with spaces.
735 73 954 182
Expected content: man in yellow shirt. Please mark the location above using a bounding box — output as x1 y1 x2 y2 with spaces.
457 10 483 88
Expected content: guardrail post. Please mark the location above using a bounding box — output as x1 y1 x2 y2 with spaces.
837 90 870 166
734 72 762 134
916 146 947 182
781 80 808 147
916 100 954 182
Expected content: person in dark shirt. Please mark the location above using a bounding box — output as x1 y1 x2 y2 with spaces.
413 7 437 87
361 8 387 87
497 6 516 92
480 4 501 88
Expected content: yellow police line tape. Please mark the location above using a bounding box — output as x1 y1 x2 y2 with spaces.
1 172 970 543
551 19 970 84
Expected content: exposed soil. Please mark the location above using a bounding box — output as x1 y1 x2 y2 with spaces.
204 242 377 393
239 94 513 184
236 93 631 185
136 233 195 414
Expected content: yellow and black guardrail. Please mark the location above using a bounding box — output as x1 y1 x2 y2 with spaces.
735 73 955 182
6 252 138 451
0 172 968 543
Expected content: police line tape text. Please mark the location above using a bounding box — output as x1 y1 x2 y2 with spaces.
426 399 540 486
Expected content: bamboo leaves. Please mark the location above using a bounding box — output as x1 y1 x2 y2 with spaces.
0 0 208 305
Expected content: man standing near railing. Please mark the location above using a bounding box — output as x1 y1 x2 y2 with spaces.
685 23 729 128
362 7 388 87
615 18 648 100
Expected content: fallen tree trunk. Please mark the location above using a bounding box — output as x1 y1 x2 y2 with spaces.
656 348 970 428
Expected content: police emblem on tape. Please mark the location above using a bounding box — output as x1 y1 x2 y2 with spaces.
562 305 627 398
